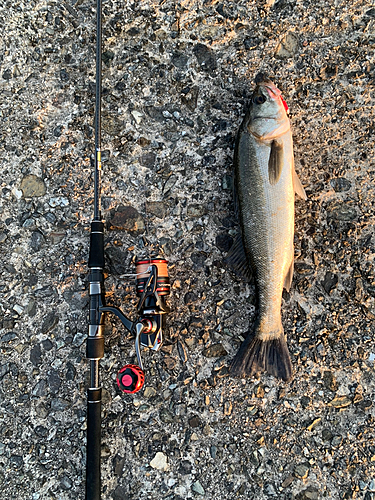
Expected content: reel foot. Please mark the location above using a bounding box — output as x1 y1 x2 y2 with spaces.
117 364 145 394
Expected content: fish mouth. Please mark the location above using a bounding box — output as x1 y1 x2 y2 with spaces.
257 81 282 100
252 115 277 120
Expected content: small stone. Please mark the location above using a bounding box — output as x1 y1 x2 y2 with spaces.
188 416 201 428
160 408 174 423
3 69 12 80
191 480 205 495
140 152 156 168
177 340 188 363
306 417 321 431
30 231 45 252
144 387 157 398
275 32 299 58
322 273 338 294
145 201 166 218
41 312 59 334
264 483 277 496
184 291 198 305
51 398 68 411
13 304 24 315
203 343 227 357
328 395 351 408
60 476 72 490
282 475 294 488
323 370 338 391
49 231 66 244
110 205 145 235
187 204 207 218
150 452 168 471
210 445 217 459
300 396 310 408
48 196 69 207
255 384 265 398
193 43 217 72
294 463 309 479
330 203 357 221
330 178 351 192
171 52 189 69
224 401 233 416
322 428 333 442
179 460 192 475
296 487 319 500
30 344 42 366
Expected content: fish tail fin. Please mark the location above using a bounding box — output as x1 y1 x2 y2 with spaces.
230 329 293 382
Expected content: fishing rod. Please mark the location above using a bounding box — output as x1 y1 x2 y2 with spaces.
85 1 170 499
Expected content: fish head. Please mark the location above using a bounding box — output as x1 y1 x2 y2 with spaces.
247 80 290 140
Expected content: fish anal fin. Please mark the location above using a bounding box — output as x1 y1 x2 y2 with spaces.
283 258 294 292
268 140 284 185
224 233 252 282
293 169 307 200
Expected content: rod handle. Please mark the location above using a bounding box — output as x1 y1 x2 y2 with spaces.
86 388 102 500
89 221 104 269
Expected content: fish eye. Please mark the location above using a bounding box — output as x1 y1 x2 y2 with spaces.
253 95 266 105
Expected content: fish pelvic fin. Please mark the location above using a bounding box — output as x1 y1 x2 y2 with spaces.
230 327 293 382
293 169 307 199
224 233 252 282
268 139 284 185
283 258 294 292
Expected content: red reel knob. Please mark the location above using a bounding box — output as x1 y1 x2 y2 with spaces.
117 364 145 394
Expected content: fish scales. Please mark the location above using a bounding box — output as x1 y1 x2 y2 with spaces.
229 79 306 381
237 122 294 337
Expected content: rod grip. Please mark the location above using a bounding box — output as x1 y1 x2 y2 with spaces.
86 388 102 500
89 221 104 269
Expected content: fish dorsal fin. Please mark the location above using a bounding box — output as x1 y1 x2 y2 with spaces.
225 233 252 282
293 169 307 199
283 258 294 292
268 140 284 185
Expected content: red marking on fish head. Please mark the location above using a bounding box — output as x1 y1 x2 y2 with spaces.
281 96 289 112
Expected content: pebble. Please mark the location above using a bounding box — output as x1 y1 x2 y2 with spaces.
191 480 205 495
328 395 351 408
150 452 169 471
20 175 46 198
110 205 145 234
296 487 319 500
203 343 228 357
294 463 309 479
145 201 166 218
282 475 294 488
275 32 299 58
143 387 157 398
48 196 69 207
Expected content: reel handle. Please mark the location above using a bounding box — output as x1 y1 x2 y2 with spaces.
117 364 145 394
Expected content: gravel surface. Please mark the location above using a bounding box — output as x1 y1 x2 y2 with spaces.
1 0 375 499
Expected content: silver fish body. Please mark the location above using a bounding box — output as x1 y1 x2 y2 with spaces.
230 80 305 381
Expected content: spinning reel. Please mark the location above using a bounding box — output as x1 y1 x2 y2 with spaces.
115 258 170 393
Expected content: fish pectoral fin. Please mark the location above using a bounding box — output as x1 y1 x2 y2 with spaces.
268 140 284 185
293 169 307 199
224 233 252 282
283 258 294 292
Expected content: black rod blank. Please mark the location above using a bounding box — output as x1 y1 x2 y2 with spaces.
94 0 102 222
86 0 104 498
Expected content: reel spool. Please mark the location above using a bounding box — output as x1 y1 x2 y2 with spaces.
116 364 145 394
135 259 170 297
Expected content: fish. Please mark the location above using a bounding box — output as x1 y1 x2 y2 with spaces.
228 78 306 382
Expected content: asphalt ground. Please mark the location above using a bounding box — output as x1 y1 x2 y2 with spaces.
1 0 375 499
